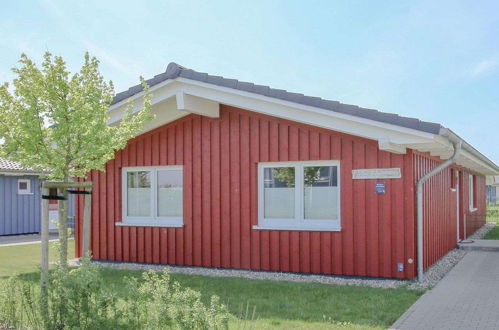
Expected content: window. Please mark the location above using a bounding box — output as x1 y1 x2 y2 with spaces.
18 179 31 195
121 166 183 227
469 174 477 211
256 161 340 231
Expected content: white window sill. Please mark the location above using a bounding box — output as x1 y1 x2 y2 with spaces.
469 207 478 213
18 192 33 195
252 224 341 232
115 221 183 228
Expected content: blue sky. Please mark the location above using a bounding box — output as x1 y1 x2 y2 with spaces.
1 0 498 162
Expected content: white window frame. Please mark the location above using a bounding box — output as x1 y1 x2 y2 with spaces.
254 160 341 231
17 179 32 195
119 166 183 227
469 174 477 212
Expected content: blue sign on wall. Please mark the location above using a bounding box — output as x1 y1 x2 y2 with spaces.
375 182 386 194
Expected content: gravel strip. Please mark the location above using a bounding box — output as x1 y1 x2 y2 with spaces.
408 249 467 290
82 260 408 289
70 223 496 291
467 222 495 240
408 222 496 290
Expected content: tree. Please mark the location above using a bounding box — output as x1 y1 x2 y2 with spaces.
0 52 153 267
272 167 322 187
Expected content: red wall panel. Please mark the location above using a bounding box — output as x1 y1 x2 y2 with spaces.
76 105 418 278
413 152 486 269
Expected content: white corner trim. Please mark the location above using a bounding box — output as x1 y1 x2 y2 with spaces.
115 221 183 228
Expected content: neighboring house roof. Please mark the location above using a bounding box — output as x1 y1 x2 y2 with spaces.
0 157 41 175
489 176 499 186
112 63 442 135
0 157 25 171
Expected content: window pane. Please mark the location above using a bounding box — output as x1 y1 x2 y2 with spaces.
264 167 295 218
127 171 151 217
469 175 475 208
19 181 28 190
158 170 183 217
304 166 338 220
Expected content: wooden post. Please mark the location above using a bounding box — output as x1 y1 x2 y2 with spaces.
40 186 49 326
41 181 93 261
40 187 50 281
58 187 68 268
82 188 92 258
39 180 93 327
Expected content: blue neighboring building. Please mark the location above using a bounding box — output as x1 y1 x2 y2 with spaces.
0 158 43 235
0 158 75 236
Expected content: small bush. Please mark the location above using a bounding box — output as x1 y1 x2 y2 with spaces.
0 263 229 329
0 275 42 328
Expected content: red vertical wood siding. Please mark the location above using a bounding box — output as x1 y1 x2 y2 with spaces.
459 170 487 239
76 105 422 278
413 152 486 269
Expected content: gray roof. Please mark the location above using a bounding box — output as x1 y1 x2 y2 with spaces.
0 157 42 174
0 157 26 172
112 62 442 134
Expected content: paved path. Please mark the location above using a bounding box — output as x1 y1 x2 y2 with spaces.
393 251 499 329
0 232 59 246
459 239 499 252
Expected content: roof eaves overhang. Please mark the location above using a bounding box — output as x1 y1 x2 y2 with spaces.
108 77 438 147
108 77 499 176
0 170 44 176
439 127 499 175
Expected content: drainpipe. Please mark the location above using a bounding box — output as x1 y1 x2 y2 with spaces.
417 141 461 282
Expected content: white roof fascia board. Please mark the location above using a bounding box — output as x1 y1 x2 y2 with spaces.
176 78 437 140
107 77 498 175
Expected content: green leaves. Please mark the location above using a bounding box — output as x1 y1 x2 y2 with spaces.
0 52 152 180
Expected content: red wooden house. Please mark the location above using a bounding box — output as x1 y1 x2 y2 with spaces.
75 63 499 279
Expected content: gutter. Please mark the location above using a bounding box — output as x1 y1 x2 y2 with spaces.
0 170 45 176
416 141 461 282
439 127 499 174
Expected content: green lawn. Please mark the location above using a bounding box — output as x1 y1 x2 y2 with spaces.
0 241 422 329
484 227 499 239
0 239 75 277
484 205 499 239
487 204 499 223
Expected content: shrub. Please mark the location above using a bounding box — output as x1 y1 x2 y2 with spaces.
0 275 42 328
123 270 229 329
0 264 229 330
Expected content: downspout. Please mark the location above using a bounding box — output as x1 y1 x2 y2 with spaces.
417 141 461 282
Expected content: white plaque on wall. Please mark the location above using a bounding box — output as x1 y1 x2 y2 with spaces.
352 168 401 179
